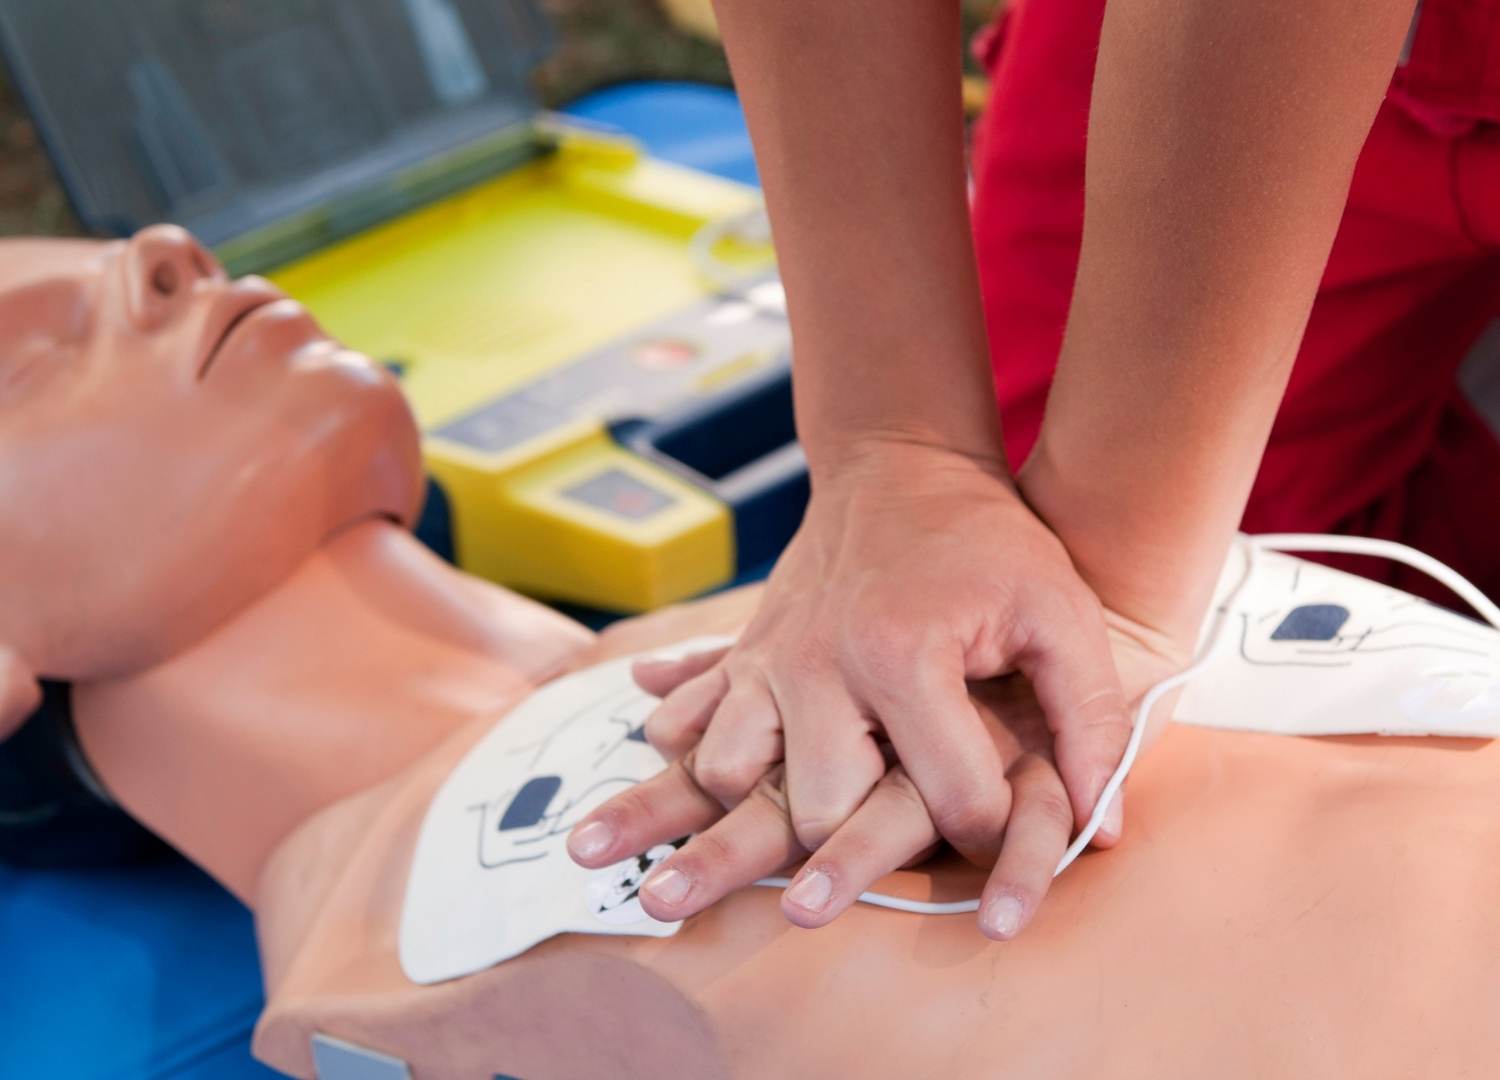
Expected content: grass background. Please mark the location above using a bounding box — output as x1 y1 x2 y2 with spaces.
0 0 998 238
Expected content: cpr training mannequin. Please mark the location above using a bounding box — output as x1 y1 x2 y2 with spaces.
8 227 1500 1080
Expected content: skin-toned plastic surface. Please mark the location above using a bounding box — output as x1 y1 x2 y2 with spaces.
0 226 425 697
0 228 589 893
9 234 1500 1078
75 558 1500 1077
245 677 1500 1080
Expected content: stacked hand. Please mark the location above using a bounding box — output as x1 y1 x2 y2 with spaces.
568 441 1192 939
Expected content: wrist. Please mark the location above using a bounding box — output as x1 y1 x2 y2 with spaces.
804 427 1012 493
1017 442 1225 646
791 335 1008 483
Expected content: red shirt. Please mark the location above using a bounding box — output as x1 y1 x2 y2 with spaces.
1392 0 1500 132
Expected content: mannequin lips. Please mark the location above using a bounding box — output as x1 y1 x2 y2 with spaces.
197 284 297 379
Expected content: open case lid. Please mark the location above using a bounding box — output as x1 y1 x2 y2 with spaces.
0 0 552 269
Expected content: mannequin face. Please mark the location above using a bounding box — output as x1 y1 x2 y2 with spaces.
0 226 424 678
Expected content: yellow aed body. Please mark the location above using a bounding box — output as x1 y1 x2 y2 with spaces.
267 125 796 612
0 0 803 611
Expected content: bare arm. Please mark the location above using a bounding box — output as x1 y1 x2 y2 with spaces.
1026 0 1418 639
586 0 1423 939
713 0 1000 468
589 0 1145 943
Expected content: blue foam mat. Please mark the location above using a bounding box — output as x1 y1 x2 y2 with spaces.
3 80 758 1080
0 858 278 1079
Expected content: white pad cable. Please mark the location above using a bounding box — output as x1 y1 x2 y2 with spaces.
1249 533 1500 630
747 533 1500 916
689 205 773 293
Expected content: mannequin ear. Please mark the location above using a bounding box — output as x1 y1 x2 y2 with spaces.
0 647 41 743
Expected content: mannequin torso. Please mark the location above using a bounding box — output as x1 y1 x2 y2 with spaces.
72 552 1500 1079
249 718 1500 1079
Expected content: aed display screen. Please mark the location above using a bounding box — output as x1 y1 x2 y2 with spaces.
561 469 676 522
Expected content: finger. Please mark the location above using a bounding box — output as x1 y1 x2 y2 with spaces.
859 644 1012 864
692 676 784 807
1017 603 1132 847
780 766 939 928
638 769 804 922
632 644 733 698
777 676 886 850
643 665 730 760
567 755 722 868
1093 787 1125 850
977 755 1074 941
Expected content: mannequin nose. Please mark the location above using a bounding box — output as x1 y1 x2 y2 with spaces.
125 224 224 330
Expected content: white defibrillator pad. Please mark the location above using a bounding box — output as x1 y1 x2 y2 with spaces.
1176 544 1500 738
399 637 732 986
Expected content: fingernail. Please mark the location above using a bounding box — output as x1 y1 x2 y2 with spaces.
568 820 615 861
1101 790 1124 842
642 867 692 906
785 869 833 914
980 894 1025 940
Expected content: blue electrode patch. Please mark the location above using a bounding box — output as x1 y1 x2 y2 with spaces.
1270 604 1351 642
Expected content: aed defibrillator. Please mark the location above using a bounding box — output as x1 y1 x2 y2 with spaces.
0 0 804 612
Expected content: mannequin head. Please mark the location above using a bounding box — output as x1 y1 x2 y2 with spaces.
0 226 424 727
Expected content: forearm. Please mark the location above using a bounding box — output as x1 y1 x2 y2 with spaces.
1027 0 1417 637
712 0 1002 473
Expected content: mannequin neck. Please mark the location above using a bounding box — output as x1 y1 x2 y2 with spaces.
71 520 594 902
